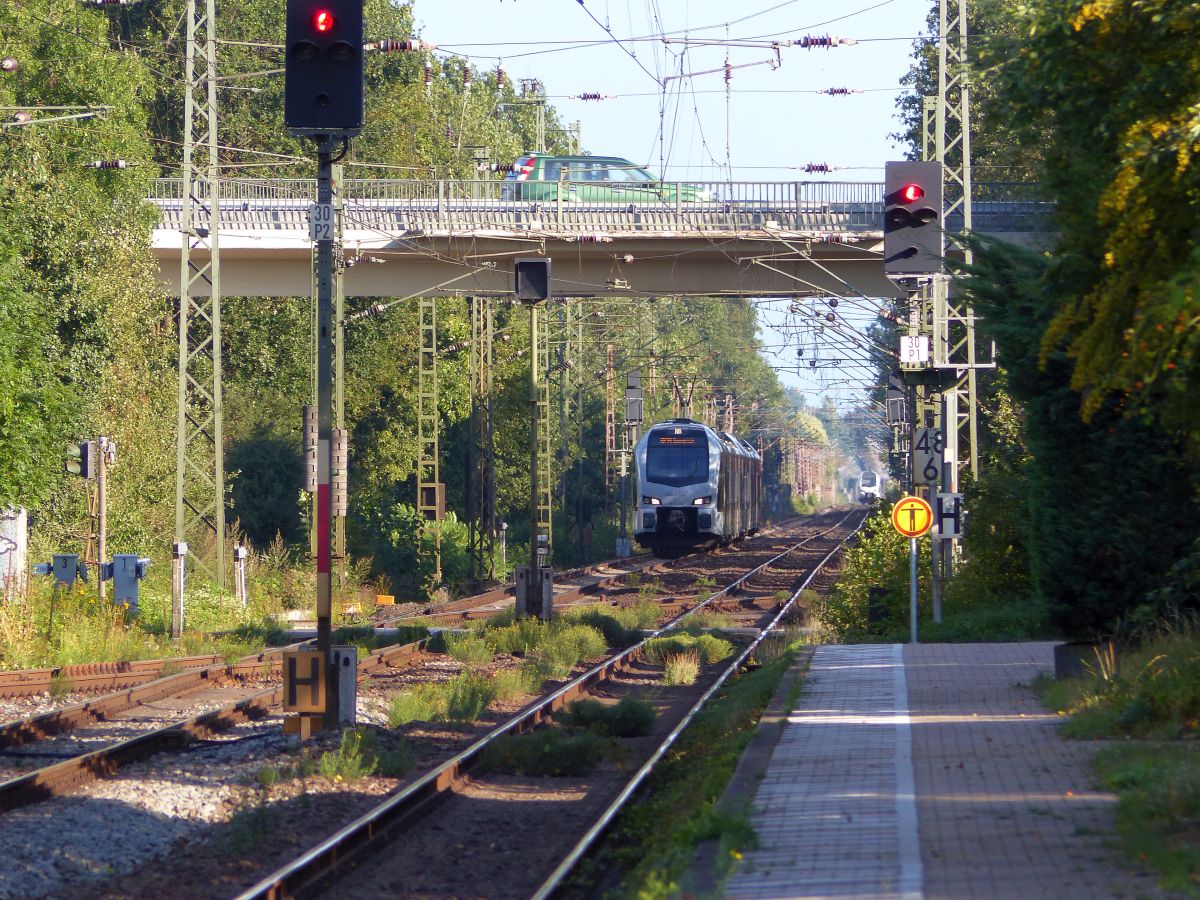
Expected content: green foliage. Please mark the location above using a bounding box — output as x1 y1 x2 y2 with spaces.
663 652 701 686
490 666 540 702
317 729 378 781
387 669 503 726
443 672 498 723
479 728 611 777
562 601 660 648
1092 743 1200 891
643 632 734 667
1044 629 1200 740
554 697 656 738
387 689 443 727
444 633 494 669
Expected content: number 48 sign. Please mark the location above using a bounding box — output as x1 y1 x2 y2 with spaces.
914 427 944 484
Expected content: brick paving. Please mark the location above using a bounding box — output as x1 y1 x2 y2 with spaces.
723 642 1166 900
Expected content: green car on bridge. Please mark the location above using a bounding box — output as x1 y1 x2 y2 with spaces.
500 154 712 203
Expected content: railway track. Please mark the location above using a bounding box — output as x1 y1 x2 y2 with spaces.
235 508 865 899
0 653 231 700
0 509 861 899
376 512 836 628
0 640 434 813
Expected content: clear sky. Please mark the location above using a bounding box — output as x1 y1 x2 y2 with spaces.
408 0 931 407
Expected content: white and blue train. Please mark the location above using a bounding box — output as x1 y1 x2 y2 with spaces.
634 419 762 555
858 470 881 503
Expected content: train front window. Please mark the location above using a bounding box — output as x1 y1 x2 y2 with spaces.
861 472 877 486
646 445 708 487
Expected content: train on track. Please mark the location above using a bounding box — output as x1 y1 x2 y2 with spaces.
634 419 762 555
857 470 882 503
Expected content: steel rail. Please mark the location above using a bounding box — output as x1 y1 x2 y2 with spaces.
381 513 814 626
0 644 298 750
0 653 227 699
236 509 861 900
0 640 427 812
532 515 865 898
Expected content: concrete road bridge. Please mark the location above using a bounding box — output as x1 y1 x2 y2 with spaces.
149 178 1052 299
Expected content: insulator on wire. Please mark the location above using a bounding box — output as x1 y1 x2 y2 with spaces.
368 38 436 53
488 162 517 173
331 428 348 516
571 92 613 101
1 57 18 73
568 234 613 244
462 62 472 90
444 123 454 141
796 34 856 48
11 112 31 123
86 160 128 169
495 62 506 90
724 59 733 85
802 163 833 173
89 0 135 5
424 59 434 88
817 87 861 96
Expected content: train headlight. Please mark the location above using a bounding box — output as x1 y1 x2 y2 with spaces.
642 496 661 506
692 496 712 506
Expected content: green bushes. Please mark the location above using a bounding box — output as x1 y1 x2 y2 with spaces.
554 697 656 738
643 632 734 666
663 652 701 686
564 601 661 648
482 697 657 776
444 633 494 668
386 672 499 726
1045 631 1200 740
480 730 610 777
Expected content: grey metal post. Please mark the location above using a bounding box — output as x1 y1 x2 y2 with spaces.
314 138 335 727
910 537 919 643
97 437 108 603
528 300 541 613
171 541 187 639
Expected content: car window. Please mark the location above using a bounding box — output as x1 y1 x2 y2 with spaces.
542 160 563 180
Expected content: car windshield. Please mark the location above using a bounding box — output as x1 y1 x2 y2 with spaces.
538 159 656 183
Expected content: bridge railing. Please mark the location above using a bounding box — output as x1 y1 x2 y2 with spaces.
149 179 1050 234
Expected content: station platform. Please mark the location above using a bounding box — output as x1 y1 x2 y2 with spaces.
709 643 1165 899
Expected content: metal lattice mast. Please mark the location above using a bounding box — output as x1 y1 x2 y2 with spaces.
332 166 347 586
467 296 495 583
537 308 553 563
604 343 615 513
175 0 225 585
417 296 441 580
934 0 978 483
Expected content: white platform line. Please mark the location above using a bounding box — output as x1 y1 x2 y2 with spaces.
893 643 924 900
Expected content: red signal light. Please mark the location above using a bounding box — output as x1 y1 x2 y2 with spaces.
900 183 924 203
313 9 335 32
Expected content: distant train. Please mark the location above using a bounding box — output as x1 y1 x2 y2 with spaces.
857 470 881 503
634 419 762 555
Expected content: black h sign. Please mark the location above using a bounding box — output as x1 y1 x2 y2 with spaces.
515 258 551 302
284 650 326 712
285 0 365 136
883 160 943 275
936 493 963 539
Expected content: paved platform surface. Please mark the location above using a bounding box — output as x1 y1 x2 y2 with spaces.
723 642 1165 899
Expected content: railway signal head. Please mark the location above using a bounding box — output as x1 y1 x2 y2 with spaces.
514 258 551 303
285 0 364 137
65 441 96 479
883 160 943 276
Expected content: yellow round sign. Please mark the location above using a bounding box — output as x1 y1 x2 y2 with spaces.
892 495 933 538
